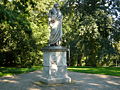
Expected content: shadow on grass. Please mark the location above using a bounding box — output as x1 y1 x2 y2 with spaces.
0 66 43 77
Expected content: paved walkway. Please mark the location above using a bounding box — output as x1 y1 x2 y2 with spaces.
0 71 120 90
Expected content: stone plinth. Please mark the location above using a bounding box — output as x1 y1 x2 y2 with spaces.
40 46 71 84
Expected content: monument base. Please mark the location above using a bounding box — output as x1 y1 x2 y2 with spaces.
39 76 71 84
41 46 71 84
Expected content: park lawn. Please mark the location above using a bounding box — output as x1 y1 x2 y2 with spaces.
0 66 42 77
68 66 120 76
1 66 120 77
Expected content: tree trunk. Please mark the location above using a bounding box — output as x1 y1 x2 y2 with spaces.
77 54 82 66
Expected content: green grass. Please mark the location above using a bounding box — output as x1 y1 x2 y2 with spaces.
0 66 43 77
1 66 120 77
68 66 120 76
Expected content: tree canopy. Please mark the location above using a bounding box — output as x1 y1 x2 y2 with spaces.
0 0 120 67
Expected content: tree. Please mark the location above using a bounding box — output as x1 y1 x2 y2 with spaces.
61 0 119 66
0 0 57 67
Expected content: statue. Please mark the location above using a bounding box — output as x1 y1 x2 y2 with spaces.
41 4 71 84
48 3 63 46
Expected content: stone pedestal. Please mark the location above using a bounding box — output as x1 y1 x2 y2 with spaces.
40 46 71 84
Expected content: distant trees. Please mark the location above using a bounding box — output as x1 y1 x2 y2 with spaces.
61 0 120 66
0 0 57 67
0 0 119 67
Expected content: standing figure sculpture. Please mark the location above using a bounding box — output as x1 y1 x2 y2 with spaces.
48 3 63 46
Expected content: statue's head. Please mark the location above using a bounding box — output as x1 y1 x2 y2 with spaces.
54 3 59 8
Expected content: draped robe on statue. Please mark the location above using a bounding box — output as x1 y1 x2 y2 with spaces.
48 5 63 45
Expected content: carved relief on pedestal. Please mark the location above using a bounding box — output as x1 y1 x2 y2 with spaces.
41 46 71 84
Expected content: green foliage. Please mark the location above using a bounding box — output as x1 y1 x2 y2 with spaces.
0 0 119 67
61 0 120 67
0 0 56 67
0 3 34 67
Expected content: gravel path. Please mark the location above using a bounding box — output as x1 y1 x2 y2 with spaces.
0 70 120 90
